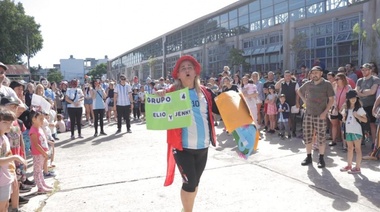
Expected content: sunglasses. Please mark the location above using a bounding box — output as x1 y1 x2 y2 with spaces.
120 78 126 80
335 78 341 81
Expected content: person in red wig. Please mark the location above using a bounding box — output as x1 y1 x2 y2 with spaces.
157 55 219 212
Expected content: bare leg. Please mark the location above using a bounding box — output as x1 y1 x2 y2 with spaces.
346 142 354 167
10 179 19 209
181 187 198 212
353 140 362 169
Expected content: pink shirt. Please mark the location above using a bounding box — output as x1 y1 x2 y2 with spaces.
0 135 14 186
335 85 350 111
29 126 49 155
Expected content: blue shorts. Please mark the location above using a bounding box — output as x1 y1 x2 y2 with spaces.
345 133 362 142
84 98 93 105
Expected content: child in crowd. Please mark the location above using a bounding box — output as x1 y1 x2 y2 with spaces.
139 86 146 120
132 89 141 120
277 94 291 139
0 109 26 212
29 110 53 193
48 109 58 140
265 85 277 133
56 114 66 133
340 90 367 174
243 79 257 101
43 113 56 174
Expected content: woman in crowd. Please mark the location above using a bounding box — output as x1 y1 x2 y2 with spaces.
157 55 219 212
25 83 34 108
221 76 239 93
60 81 69 120
232 74 241 90
241 75 258 125
65 79 84 140
83 82 94 126
251 72 264 128
91 79 107 137
51 82 64 114
329 71 351 148
105 82 116 122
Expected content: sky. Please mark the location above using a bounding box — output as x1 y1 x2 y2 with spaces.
17 0 239 68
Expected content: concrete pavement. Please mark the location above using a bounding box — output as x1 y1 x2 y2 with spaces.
19 119 380 212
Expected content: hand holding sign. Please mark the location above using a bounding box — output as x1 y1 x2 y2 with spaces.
145 88 192 130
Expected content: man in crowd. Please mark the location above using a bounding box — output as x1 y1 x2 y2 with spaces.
345 63 358 83
297 66 335 168
275 70 300 138
113 74 133 134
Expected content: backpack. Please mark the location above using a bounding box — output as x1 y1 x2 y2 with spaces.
345 107 370 133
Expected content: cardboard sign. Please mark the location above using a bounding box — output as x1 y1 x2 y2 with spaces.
145 88 192 130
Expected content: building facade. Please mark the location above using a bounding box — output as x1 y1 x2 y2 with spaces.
110 0 379 81
60 55 109 82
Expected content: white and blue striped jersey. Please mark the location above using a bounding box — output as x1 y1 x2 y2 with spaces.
114 84 132 106
182 89 211 149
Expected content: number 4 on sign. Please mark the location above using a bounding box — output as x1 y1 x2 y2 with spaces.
180 92 187 100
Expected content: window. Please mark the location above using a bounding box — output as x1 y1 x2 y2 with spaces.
289 0 305 10
316 37 325 46
220 13 228 23
260 0 273 8
306 2 325 17
248 1 260 13
275 12 288 24
275 2 288 15
290 8 305 21
238 5 249 16
250 20 261 31
338 20 349 31
239 14 249 26
261 6 274 19
229 9 237 19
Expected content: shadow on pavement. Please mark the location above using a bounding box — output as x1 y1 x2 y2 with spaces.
353 174 380 208
307 165 358 211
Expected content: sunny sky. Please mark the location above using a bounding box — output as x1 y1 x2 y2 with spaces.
17 0 238 68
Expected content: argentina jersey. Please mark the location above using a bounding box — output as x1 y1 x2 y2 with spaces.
182 89 210 149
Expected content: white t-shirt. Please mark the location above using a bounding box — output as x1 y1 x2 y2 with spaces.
345 107 366 135
66 88 84 108
0 85 18 99
0 135 14 186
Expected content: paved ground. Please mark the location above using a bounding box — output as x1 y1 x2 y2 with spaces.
18 118 380 212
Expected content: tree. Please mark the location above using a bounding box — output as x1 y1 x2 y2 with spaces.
228 48 250 74
353 18 380 63
87 63 107 78
290 33 308 69
147 56 157 78
47 69 63 83
29 66 40 81
0 0 43 64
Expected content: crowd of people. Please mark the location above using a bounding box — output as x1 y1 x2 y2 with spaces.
1 57 380 212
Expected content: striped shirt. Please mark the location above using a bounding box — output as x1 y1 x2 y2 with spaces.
114 83 132 106
182 89 210 149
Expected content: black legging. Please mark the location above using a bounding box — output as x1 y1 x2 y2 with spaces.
173 148 208 192
68 107 83 136
116 105 131 130
93 109 105 133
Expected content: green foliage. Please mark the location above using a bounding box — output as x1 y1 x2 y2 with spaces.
229 48 250 71
290 33 308 67
0 0 43 64
29 66 40 81
87 63 107 78
352 22 367 40
372 18 380 38
47 69 63 83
